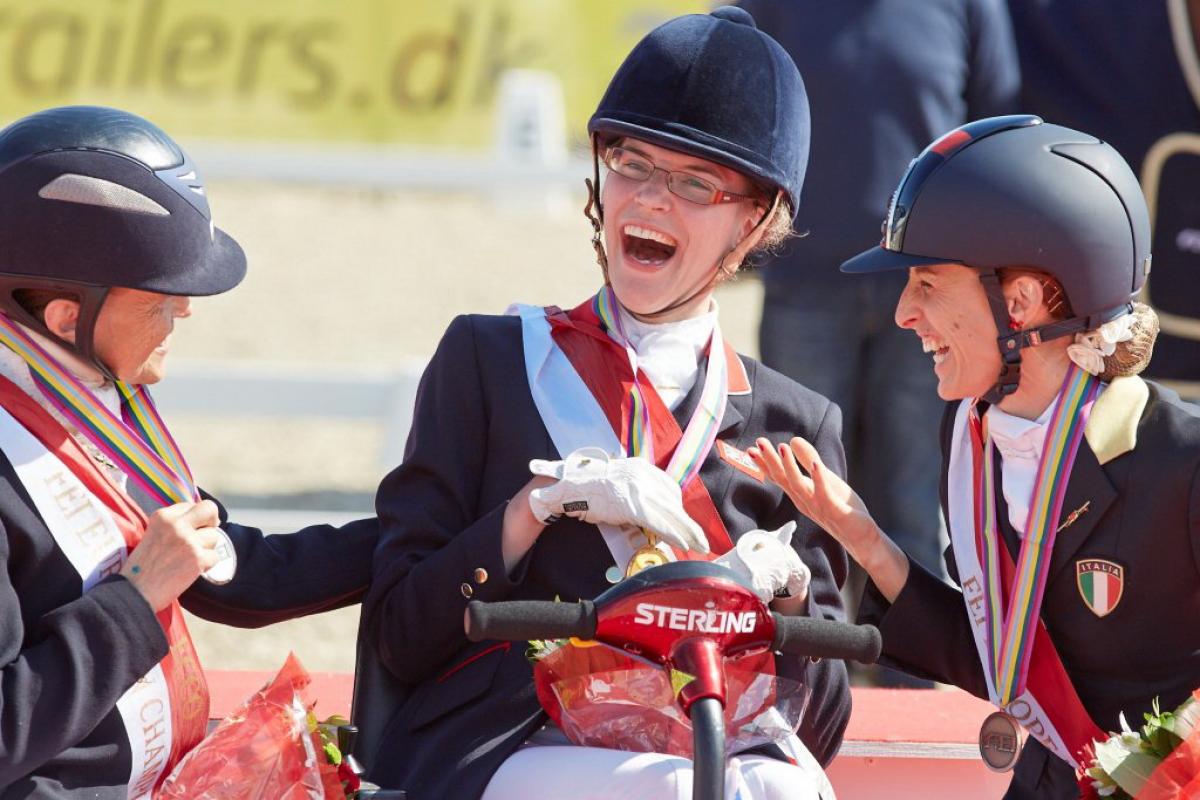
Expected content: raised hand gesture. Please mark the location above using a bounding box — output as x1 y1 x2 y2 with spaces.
748 436 910 602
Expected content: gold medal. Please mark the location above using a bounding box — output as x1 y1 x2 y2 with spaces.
979 711 1022 772
625 529 669 577
625 544 668 576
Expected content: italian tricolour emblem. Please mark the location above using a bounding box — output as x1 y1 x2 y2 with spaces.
1076 559 1124 618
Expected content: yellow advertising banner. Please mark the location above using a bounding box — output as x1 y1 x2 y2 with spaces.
0 0 708 148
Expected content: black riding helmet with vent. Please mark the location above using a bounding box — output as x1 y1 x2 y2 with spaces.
841 115 1152 402
0 105 246 378
583 5 810 317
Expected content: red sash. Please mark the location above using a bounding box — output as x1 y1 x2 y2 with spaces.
966 410 1106 766
546 300 735 556
533 301 778 736
0 376 209 788
994 542 1107 763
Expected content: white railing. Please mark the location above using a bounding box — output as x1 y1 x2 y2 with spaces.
154 359 426 529
152 358 425 472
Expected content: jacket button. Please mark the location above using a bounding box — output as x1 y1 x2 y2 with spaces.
460 582 473 598
474 568 489 584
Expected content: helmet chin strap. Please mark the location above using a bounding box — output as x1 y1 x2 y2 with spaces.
583 143 781 321
0 277 118 382
977 268 1090 404
584 135 610 278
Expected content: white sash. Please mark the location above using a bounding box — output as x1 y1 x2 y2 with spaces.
510 304 672 571
0 406 174 797
946 400 1077 766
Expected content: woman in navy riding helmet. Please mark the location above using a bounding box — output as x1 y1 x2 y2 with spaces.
0 106 377 797
752 116 1200 798
363 7 851 799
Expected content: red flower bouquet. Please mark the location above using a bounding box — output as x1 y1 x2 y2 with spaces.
159 653 351 800
531 639 808 758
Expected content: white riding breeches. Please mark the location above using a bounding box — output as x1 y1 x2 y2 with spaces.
480 745 827 800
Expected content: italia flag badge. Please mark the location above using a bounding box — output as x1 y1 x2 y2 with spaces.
1076 558 1124 617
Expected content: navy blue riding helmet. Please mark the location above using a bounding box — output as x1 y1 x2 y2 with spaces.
0 105 246 377
582 6 810 318
588 5 810 219
842 115 1152 401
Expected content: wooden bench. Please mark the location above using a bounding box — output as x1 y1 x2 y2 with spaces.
206 671 1012 797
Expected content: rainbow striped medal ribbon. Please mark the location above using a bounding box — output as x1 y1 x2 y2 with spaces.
0 314 236 584
595 287 728 572
972 364 1100 708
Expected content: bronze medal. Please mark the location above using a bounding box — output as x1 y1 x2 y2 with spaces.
979 711 1022 772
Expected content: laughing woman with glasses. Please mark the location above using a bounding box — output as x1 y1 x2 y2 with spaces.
361 7 852 800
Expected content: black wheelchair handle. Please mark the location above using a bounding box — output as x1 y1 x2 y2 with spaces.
466 599 597 643
770 615 882 664
466 600 882 665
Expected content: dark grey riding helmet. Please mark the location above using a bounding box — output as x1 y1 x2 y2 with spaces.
842 115 1151 401
0 105 246 378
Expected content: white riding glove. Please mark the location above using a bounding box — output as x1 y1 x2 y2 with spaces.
715 521 810 603
528 447 710 555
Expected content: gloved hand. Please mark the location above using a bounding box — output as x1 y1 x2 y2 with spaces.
715 521 810 603
528 447 709 555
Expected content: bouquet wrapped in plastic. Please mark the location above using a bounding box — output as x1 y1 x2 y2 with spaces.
531 639 809 758
159 652 350 800
1079 689 1200 799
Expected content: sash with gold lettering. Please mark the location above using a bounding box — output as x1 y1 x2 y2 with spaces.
947 366 1107 769
0 376 208 797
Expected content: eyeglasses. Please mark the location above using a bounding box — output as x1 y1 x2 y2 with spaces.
602 146 757 206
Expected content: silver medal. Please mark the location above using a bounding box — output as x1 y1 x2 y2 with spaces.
201 528 237 585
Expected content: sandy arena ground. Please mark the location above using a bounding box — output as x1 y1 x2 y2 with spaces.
178 180 766 676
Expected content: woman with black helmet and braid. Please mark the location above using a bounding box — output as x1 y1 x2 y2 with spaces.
363 7 850 799
753 115 1200 798
0 106 377 798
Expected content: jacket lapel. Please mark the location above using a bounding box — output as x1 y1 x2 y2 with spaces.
1045 376 1147 587
670 349 748 436
670 351 752 521
1044 441 1117 588
720 345 750 435
721 387 750 437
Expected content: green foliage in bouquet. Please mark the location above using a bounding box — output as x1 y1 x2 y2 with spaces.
526 638 570 663
1083 695 1200 798
308 712 362 800
312 713 347 766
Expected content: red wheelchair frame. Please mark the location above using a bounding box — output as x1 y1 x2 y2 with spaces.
464 560 881 800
